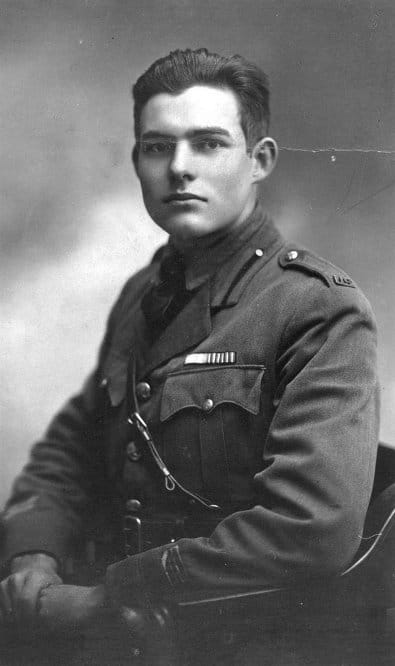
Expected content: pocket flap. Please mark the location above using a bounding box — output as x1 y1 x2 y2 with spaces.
160 365 264 422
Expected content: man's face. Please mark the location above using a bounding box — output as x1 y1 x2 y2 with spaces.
135 85 259 245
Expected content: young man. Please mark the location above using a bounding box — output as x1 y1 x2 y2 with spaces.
0 48 379 640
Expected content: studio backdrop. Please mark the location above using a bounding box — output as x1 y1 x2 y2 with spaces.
1 0 394 504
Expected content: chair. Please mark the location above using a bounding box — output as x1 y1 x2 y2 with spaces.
1 446 393 665
133 443 395 665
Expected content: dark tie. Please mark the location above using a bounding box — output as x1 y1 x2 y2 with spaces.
141 247 190 338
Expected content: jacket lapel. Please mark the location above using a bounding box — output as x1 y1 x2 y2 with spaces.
107 215 284 383
142 279 212 376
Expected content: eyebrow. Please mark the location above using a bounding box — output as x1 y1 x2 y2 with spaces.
140 127 232 141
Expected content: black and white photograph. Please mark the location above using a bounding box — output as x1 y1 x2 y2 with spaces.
1 1 394 664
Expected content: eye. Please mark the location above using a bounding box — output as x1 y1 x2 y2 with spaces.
194 139 223 152
142 141 174 154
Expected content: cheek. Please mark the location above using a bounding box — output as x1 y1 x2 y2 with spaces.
138 164 165 194
212 169 250 203
213 155 251 189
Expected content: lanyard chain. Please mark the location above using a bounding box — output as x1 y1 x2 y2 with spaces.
127 357 221 512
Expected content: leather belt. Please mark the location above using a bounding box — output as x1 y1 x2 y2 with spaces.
123 514 221 557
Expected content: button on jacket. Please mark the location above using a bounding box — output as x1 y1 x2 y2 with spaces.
1 206 379 608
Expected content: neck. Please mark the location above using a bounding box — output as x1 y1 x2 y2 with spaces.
171 197 258 259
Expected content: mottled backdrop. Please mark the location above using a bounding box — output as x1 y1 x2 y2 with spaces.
1 0 394 505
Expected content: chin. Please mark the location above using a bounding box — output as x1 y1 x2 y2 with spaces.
160 215 211 241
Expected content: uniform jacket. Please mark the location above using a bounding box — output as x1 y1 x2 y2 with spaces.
2 206 379 608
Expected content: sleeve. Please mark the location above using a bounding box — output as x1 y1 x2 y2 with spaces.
0 291 124 569
106 282 380 607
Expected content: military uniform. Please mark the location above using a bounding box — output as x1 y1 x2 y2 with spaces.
1 205 379 612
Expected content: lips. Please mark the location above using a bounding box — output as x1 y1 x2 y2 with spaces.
163 193 206 203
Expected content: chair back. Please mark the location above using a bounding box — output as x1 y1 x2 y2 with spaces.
340 444 395 608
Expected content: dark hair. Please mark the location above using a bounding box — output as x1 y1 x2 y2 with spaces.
132 48 270 148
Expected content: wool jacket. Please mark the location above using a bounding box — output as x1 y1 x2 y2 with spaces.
2 207 379 608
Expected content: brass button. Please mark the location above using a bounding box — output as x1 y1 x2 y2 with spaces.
126 441 141 462
285 250 298 262
255 248 264 257
202 398 214 412
99 377 108 389
136 381 151 401
125 499 142 513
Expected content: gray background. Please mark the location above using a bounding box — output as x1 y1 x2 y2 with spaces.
1 0 394 505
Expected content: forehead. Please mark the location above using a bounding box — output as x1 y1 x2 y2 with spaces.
139 85 243 137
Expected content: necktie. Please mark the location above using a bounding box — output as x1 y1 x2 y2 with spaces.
141 247 190 338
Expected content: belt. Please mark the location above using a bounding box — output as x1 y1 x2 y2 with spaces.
123 513 222 557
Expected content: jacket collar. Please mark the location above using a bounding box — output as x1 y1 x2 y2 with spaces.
141 204 284 376
181 203 266 292
210 208 284 308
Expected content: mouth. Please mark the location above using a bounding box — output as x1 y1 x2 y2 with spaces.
163 193 207 203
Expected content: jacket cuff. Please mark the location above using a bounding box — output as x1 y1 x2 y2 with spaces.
105 542 189 608
1 509 71 569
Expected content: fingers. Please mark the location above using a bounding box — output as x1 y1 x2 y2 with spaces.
2 571 37 628
19 570 62 626
38 584 66 628
1 577 101 636
120 606 148 638
15 571 44 625
0 569 62 629
39 585 106 632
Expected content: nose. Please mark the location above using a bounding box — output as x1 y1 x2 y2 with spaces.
168 141 195 182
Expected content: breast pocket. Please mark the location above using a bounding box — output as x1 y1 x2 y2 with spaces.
160 365 265 505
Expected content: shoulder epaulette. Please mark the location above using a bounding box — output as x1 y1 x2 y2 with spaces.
278 248 356 289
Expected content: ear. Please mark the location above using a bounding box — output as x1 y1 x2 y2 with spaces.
250 137 278 183
131 144 139 176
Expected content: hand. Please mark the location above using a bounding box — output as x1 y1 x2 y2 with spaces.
0 553 61 629
38 584 109 632
120 605 151 638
